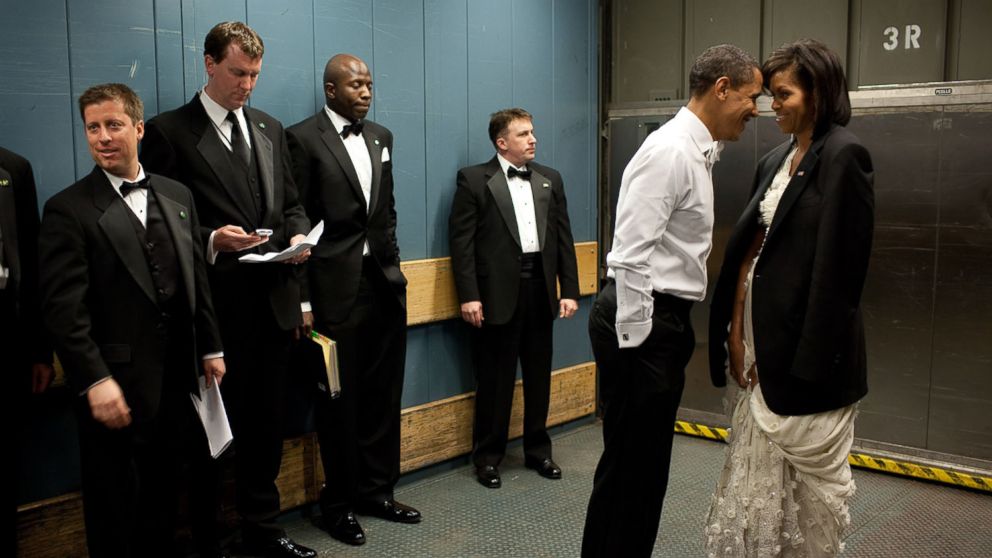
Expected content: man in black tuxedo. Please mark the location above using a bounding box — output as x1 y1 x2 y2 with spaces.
286 53 419 547
449 108 580 489
39 83 224 558
140 21 315 558
2 146 54 557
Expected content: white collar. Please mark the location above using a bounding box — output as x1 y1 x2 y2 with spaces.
496 153 528 177
324 106 356 135
199 88 245 129
103 164 147 196
674 107 722 163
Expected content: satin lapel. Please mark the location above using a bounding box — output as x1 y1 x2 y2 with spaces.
0 166 20 280
320 124 366 211
193 110 256 226
248 112 276 224
364 130 383 213
529 168 552 250
93 173 157 305
766 138 824 241
153 187 196 313
485 164 521 249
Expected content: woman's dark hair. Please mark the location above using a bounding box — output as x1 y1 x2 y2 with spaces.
762 38 851 138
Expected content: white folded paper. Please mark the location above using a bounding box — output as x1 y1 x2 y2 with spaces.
238 220 324 263
190 376 234 459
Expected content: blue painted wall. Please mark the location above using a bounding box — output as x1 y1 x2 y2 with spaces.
2 0 598 502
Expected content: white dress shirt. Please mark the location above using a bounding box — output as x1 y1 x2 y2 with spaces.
325 107 373 256
103 165 149 226
496 153 540 254
607 107 722 347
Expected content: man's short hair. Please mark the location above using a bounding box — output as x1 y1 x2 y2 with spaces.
488 108 532 149
762 38 851 139
77 83 143 124
204 21 264 62
688 44 759 98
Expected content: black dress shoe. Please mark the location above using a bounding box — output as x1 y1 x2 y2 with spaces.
244 536 317 558
476 465 502 488
525 457 562 479
323 511 366 546
356 499 423 524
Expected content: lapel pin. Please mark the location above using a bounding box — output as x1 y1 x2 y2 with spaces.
374 139 380 146
543 182 550 188
797 171 805 176
258 122 266 129
180 210 188 219
0 179 9 187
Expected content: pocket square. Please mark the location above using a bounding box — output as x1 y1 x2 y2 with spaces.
381 146 391 162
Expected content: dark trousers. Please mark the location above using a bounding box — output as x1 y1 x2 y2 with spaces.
315 257 407 514
2 292 18 557
218 303 293 544
77 349 211 558
471 272 554 467
581 281 695 558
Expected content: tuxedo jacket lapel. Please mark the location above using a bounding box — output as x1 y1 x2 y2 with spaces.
529 168 552 250
765 133 830 242
154 186 196 313
318 114 367 212
192 105 257 226
247 111 276 224
364 129 383 213
485 158 521 249
0 166 20 282
92 171 157 305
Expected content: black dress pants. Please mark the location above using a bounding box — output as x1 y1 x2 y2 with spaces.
471 271 554 467
581 281 695 558
315 257 407 514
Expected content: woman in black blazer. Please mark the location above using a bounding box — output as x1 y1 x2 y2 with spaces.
704 39 874 557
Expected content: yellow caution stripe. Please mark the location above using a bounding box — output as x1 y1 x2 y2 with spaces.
674 420 728 442
847 453 992 493
673 420 992 493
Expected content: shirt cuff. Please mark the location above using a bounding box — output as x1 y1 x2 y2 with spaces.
301 301 312 313
616 319 652 348
207 230 219 264
81 376 112 396
202 352 224 360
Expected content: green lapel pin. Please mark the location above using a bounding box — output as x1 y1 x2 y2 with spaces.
374 139 380 146
258 122 266 129
180 210 188 219
0 179 9 187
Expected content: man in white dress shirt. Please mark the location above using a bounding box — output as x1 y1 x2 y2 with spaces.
581 45 762 557
449 108 580 490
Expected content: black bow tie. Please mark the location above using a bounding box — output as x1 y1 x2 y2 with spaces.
120 177 150 197
507 166 531 179
341 120 364 137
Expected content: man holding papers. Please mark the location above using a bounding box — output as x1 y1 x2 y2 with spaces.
141 21 316 558
287 53 418 548
40 83 225 558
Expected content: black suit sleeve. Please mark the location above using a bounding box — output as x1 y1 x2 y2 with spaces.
39 196 108 391
9 156 52 365
789 143 874 382
276 126 310 241
187 192 223 357
449 169 480 303
383 131 400 264
285 127 313 303
553 178 580 300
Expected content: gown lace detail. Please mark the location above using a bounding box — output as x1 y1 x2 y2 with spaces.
705 146 858 557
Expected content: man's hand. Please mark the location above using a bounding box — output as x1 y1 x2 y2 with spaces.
31 363 55 394
203 357 226 388
460 301 484 328
295 311 314 340
559 298 579 319
283 233 311 265
87 378 131 429
213 225 270 253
